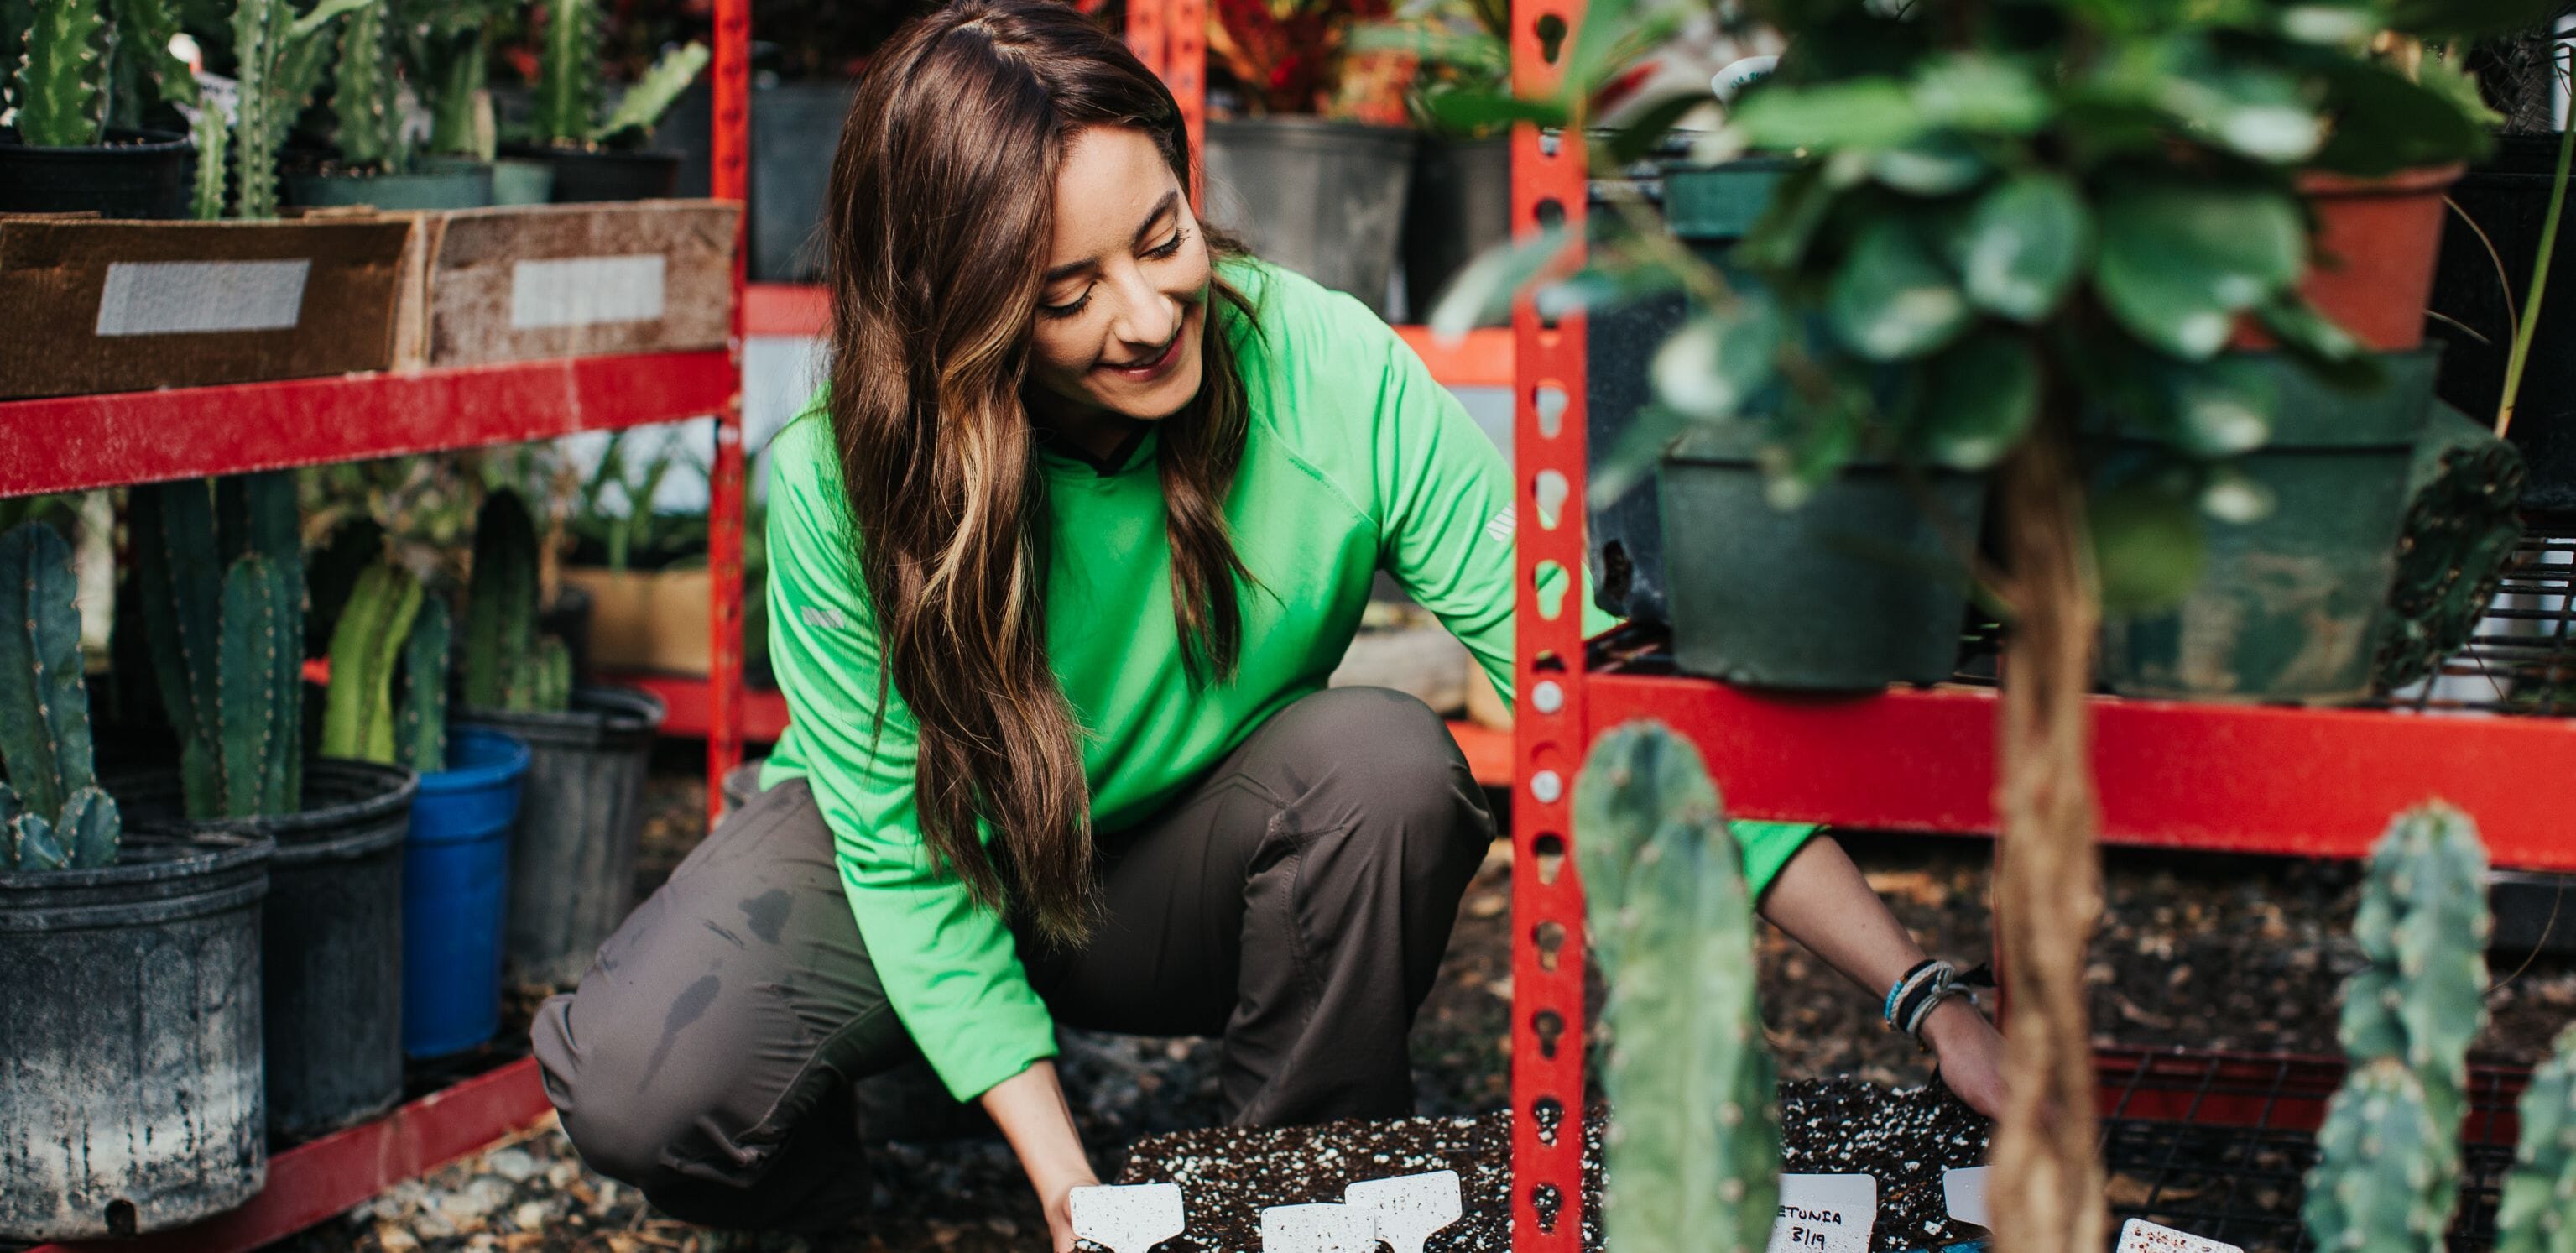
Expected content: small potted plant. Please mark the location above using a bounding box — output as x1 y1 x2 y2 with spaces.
498 0 710 203
453 488 665 988
0 519 273 1241
283 0 500 210
0 0 201 217
1206 0 1421 316
1351 0 1515 319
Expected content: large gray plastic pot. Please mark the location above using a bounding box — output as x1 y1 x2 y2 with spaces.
112 759 418 1141
1400 134 1510 322
457 686 665 987
1203 117 1416 317
0 831 272 1240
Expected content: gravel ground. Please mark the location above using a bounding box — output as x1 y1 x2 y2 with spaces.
262 763 2576 1253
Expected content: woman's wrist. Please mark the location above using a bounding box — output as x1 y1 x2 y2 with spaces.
1916 995 1989 1054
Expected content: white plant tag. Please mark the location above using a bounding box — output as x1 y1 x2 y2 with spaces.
1067 1182 1186 1253
2116 1219 2244 1253
1259 1202 1379 1253
1767 1173 1876 1253
1942 1165 1992 1228
1344 1170 1463 1253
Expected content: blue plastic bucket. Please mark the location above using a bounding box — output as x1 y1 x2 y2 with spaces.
403 727 530 1058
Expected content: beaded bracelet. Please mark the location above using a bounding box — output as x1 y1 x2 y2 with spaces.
1883 958 1974 1051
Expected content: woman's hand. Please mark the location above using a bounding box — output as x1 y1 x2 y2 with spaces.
978 1062 1098 1251
1921 998 2009 1119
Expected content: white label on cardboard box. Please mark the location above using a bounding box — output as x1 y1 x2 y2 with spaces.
1942 1165 1991 1228
2116 1219 2244 1253
96 259 310 336
510 254 666 329
1768 1173 1875 1253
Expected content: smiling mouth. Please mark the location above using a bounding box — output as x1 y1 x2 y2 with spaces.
1100 328 1185 374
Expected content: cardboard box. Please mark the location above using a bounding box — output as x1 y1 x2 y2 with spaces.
561 565 716 675
0 214 417 399
409 200 739 368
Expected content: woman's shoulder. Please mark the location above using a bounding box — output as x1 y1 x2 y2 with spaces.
1216 255 1384 347
767 401 842 499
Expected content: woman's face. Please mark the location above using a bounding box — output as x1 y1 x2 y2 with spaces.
1025 125 1212 423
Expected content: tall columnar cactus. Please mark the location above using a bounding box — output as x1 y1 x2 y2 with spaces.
2306 801 2493 1252
227 0 372 217
1573 721 1780 1253
2497 1025 2576 1253
397 596 451 775
0 521 122 871
321 564 423 765
529 0 708 150
329 0 399 170
2305 1057 2455 1253
102 0 198 128
18 0 107 147
463 489 560 711
133 478 307 820
392 0 512 160
532 634 571 712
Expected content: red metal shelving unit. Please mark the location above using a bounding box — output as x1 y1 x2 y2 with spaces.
5 0 750 1245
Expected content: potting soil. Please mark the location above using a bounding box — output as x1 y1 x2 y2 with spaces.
1113 1078 1989 1253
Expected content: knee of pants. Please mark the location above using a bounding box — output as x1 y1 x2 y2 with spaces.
1288 687 1494 866
533 984 744 1188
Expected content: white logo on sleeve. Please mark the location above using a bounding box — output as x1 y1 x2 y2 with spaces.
1484 504 1516 546
800 606 847 630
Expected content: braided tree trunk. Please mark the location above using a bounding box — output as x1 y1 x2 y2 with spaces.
1988 417 2110 1253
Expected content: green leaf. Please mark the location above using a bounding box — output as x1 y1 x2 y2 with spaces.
1735 163 1838 274
1869 132 1988 196
1345 20 1509 78
2158 59 2323 164
1420 87 1568 136
1911 332 2039 470
2162 357 2277 458
2093 479 2208 614
2312 60 2491 177
1426 226 1576 338
1764 380 1867 509
1603 91 1714 167
1828 220 1971 362
1910 52 2051 135
2253 293 2385 389
1650 301 1781 420
1959 172 2090 323
2094 184 2304 359
1728 78 1927 152
593 39 709 142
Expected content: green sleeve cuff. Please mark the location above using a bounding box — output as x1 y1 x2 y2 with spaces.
1735 820 1821 902
922 989 1061 1104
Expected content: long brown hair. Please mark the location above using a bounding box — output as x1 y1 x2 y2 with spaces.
821 0 1257 945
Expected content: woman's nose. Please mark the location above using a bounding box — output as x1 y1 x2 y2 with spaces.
1106 267 1179 352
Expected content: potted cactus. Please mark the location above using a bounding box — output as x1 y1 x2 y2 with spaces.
281 0 498 210
498 0 709 204
112 472 418 1140
0 0 200 217
454 488 665 987
0 519 273 1240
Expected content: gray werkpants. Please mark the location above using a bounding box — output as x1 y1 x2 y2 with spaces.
529 687 1496 1230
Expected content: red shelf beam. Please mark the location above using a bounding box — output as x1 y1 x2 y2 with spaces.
29 1059 550 1253
1586 673 2576 871
0 351 737 497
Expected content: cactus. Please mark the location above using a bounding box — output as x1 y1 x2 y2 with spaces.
2375 406 2525 692
2305 1057 2455 1253
532 633 572 712
1573 721 1780 1253
2305 802 2493 1252
321 563 423 765
397 596 451 774
2498 1025 2576 1253
190 97 229 220
392 0 513 160
463 489 541 709
227 0 373 217
530 0 707 149
133 479 307 821
329 0 399 170
0 522 121 871
19 0 107 147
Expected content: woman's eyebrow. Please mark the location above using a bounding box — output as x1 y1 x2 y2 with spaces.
1042 191 1181 285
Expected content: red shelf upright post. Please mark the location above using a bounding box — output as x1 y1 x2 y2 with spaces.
707 0 753 823
1510 0 1588 1247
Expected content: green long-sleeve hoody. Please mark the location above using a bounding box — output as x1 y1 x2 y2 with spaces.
758 258 1815 1102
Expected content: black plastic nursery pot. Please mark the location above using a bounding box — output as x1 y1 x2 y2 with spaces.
0 831 272 1240
1400 134 1509 321
2427 133 2576 516
2099 349 2443 703
0 126 195 219
1203 117 1416 317
1659 425 1988 690
1588 156 1796 628
500 144 683 203
112 760 419 1141
457 685 665 988
284 159 497 211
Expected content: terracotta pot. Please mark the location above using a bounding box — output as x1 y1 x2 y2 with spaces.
2239 164 2464 352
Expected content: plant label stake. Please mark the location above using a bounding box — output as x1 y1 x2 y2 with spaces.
1941 1166 1990 1229
1259 1202 1378 1253
1343 1170 1463 1253
1067 1183 1186 1253
2115 1219 2242 1253
1767 1172 1876 1253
